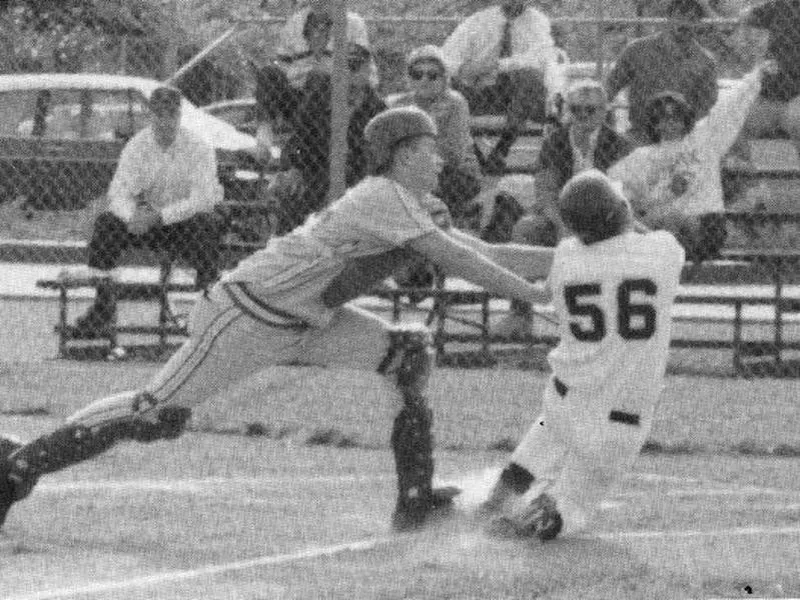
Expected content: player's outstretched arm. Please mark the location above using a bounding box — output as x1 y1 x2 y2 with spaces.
446 227 555 282
409 229 551 304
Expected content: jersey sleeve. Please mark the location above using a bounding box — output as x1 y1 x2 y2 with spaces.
352 180 440 247
650 230 686 272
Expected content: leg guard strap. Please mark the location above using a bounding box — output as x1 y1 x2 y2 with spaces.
378 326 434 402
9 395 191 479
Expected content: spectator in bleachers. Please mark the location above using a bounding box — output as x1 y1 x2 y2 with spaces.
64 87 224 338
738 0 800 161
271 45 386 234
254 0 378 160
605 0 719 147
607 61 776 262
480 191 525 243
442 0 566 175
493 80 632 337
388 45 482 226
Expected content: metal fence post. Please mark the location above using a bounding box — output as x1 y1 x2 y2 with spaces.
328 0 349 203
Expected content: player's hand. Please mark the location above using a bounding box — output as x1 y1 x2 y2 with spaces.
128 202 162 236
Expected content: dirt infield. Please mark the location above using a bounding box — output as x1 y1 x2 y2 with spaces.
1 313 799 598
0 436 798 599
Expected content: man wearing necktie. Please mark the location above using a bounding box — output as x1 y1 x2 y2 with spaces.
442 0 566 174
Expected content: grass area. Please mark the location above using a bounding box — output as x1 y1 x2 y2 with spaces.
2 360 798 456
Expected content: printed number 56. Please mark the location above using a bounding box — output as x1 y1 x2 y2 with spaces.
564 278 657 342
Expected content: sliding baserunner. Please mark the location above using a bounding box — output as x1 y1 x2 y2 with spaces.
478 170 684 541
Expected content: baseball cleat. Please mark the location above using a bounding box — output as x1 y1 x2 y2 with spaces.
485 492 563 542
0 436 24 530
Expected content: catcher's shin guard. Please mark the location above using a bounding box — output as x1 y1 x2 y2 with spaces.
390 399 435 531
6 392 191 485
380 326 441 531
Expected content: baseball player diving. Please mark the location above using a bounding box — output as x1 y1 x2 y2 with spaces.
477 169 685 541
0 106 555 534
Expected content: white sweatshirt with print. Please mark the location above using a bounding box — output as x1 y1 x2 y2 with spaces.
608 67 762 217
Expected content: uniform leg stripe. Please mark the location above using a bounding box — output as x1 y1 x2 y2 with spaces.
224 283 308 329
73 405 133 429
151 307 243 403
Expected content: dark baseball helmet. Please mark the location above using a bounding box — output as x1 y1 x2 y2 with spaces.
558 169 631 244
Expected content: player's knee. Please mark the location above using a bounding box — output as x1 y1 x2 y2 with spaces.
378 325 434 402
130 400 192 443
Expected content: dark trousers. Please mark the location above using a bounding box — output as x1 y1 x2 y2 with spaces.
85 211 223 319
254 64 303 122
453 68 547 162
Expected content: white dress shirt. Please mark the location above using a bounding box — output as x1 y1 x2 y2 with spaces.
441 5 564 99
107 127 222 226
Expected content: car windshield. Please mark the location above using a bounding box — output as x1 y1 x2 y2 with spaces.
0 88 149 141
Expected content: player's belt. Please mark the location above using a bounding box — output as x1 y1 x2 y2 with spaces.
553 378 640 426
608 410 640 426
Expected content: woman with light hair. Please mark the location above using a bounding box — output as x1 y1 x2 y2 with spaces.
389 44 482 225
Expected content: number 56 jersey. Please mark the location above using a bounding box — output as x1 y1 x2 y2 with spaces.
547 230 685 412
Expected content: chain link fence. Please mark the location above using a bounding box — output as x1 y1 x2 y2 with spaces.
1 3 799 377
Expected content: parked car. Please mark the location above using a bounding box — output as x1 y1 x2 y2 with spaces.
0 73 263 210
202 98 259 137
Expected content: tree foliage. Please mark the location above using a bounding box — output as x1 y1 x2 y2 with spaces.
0 0 170 73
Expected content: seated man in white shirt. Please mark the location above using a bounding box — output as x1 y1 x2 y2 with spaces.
68 86 224 338
442 0 566 174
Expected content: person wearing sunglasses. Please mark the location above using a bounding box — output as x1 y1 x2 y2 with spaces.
441 0 567 175
494 80 633 337
608 60 776 262
387 45 484 296
389 45 482 227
